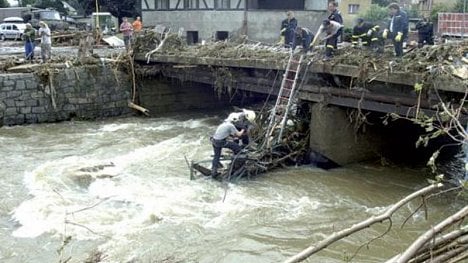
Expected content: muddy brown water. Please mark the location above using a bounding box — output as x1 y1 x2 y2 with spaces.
0 114 464 262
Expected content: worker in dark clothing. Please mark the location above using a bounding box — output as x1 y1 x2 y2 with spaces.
318 19 343 60
352 18 373 47
280 11 298 48
416 17 434 47
293 26 314 53
382 3 409 57
328 1 343 24
368 24 384 53
352 18 384 53
328 1 343 42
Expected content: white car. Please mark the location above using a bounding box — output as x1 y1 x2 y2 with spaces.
0 22 26 41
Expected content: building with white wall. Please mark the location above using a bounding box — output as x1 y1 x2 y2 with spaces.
139 0 329 44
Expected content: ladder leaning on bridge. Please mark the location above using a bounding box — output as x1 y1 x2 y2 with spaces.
263 52 305 149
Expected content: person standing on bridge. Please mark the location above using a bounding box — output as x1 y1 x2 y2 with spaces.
38 21 51 63
211 117 245 177
120 17 134 52
382 3 408 57
132 16 143 34
328 1 343 25
328 1 343 42
23 23 36 62
280 11 298 48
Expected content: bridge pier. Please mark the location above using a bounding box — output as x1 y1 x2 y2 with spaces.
309 103 383 166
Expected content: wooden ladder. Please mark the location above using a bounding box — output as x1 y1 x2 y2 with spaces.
264 53 304 148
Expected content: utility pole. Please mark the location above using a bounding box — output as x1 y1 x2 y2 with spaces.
463 0 466 38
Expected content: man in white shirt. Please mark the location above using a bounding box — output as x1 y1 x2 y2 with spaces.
211 118 245 177
38 21 52 63
316 19 343 60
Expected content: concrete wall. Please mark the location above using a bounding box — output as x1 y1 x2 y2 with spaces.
338 0 372 27
142 10 327 43
0 66 132 126
309 103 382 165
138 78 261 114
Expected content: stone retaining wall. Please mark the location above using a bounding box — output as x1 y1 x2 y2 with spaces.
0 65 132 126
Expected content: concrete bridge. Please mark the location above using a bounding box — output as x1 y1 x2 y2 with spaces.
134 51 467 166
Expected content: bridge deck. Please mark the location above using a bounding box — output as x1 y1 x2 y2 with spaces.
136 54 466 93
135 53 467 119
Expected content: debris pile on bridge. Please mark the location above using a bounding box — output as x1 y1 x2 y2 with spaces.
135 33 290 61
135 32 467 82
327 42 468 81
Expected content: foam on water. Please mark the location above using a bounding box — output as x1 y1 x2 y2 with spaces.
12 117 306 246
6 116 440 262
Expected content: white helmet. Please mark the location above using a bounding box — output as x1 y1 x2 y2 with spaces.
226 112 241 122
242 109 256 122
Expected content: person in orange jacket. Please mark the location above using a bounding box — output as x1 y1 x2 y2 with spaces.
132 16 142 34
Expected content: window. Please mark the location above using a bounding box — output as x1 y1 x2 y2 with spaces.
216 31 229 41
184 0 199 9
156 0 169 9
348 4 359 14
187 31 199 44
216 0 230 9
257 0 305 10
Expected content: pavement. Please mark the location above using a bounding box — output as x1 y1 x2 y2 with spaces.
0 40 125 60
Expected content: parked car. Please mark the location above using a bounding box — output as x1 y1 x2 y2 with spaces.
0 22 26 41
3 16 24 23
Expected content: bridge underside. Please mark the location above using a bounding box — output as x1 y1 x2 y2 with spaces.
134 58 466 166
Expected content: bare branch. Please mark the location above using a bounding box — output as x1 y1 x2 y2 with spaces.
391 205 468 263
284 183 443 263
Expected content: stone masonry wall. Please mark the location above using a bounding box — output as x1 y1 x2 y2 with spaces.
0 65 132 126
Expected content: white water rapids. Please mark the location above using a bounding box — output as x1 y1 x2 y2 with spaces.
0 114 463 262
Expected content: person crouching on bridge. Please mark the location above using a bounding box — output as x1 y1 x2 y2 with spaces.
211 117 246 177
293 26 314 53
318 19 343 60
415 17 434 47
351 18 372 48
352 18 383 53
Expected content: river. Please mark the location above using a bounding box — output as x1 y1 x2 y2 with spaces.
0 113 464 263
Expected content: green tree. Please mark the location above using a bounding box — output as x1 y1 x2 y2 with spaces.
34 0 67 14
0 0 9 7
406 5 420 19
453 0 467 12
58 0 137 18
359 4 389 22
103 0 138 19
430 3 452 22
20 0 35 6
